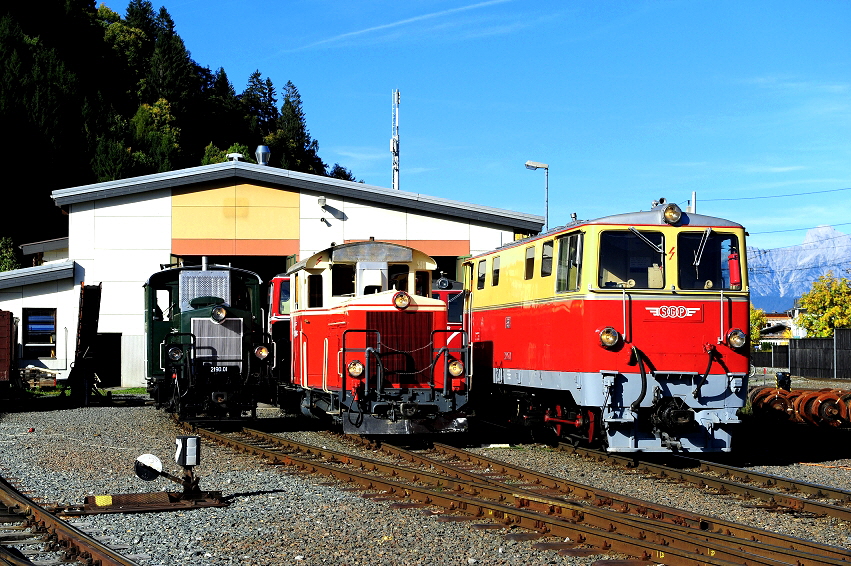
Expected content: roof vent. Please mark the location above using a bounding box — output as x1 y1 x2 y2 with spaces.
256 145 271 166
226 153 243 162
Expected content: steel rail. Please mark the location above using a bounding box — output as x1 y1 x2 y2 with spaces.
193 427 746 566
558 444 851 522
665 453 851 502
0 475 141 566
194 427 847 566
427 442 851 562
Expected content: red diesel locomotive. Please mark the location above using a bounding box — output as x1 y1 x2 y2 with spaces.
464 199 749 452
280 241 470 434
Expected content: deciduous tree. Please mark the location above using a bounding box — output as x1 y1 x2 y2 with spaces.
749 304 766 348
795 272 851 337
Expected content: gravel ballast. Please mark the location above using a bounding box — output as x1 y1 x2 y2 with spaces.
2 401 850 564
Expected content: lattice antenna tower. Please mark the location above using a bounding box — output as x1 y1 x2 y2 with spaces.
391 90 400 190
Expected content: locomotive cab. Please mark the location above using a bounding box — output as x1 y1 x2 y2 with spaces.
144 263 272 420
286 242 470 434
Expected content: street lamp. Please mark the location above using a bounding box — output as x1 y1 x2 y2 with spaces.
525 160 549 232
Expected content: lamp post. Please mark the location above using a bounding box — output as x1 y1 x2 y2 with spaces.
525 160 549 231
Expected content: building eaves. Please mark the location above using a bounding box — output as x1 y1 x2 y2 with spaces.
50 161 544 232
20 238 69 255
0 260 75 290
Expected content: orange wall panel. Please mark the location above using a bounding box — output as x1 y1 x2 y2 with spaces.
171 239 300 256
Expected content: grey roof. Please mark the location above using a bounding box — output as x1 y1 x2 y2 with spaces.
20 237 69 255
51 161 544 232
0 260 75 290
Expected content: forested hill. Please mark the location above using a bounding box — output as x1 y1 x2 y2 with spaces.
0 0 356 248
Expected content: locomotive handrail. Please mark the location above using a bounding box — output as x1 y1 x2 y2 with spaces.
430 329 469 397
341 329 382 408
163 331 197 400
630 346 648 412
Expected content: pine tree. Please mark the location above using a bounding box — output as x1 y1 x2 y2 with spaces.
269 81 325 175
241 70 278 137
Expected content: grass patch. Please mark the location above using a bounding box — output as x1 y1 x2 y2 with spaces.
110 387 147 395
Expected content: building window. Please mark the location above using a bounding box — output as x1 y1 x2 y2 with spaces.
23 308 56 359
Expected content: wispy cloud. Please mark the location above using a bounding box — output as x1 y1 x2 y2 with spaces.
333 148 387 162
742 75 850 94
289 0 514 51
745 165 808 173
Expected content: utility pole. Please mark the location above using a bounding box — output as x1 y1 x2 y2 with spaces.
391 90 400 190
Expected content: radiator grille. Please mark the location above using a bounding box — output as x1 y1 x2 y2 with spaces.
192 318 243 369
179 271 231 311
366 312 433 386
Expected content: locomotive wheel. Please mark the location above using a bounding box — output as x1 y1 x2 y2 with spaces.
548 404 567 438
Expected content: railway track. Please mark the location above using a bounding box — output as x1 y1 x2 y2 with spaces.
0 474 142 566
184 424 851 566
558 443 851 522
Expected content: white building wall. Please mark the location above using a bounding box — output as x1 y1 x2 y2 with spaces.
71 189 172 387
298 191 513 261
469 223 514 256
0 278 78 379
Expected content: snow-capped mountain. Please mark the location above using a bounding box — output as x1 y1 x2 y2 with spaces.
747 226 851 312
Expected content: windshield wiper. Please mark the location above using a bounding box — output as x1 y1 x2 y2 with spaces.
693 227 712 268
628 227 663 254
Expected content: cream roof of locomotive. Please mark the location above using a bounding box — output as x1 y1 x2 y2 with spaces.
288 241 437 274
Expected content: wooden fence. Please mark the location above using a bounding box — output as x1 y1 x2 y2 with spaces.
788 328 851 380
751 345 789 369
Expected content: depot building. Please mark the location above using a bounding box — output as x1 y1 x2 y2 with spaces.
0 155 542 387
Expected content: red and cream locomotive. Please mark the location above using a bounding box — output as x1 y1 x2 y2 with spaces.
464 199 749 452
280 241 469 434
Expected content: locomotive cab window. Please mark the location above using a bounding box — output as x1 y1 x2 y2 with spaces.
524 246 535 280
556 233 582 292
278 280 291 315
598 230 664 289
389 264 409 291
331 264 355 296
492 256 500 286
307 274 323 308
540 240 553 277
154 289 172 321
477 260 487 290
415 271 430 296
677 231 742 290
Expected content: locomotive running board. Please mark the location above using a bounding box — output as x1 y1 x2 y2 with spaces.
49 491 229 515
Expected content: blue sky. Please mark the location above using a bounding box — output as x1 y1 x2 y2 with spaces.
155 0 850 250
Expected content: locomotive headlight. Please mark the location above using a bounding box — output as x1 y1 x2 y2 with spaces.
393 291 411 310
727 328 747 349
448 359 465 377
662 203 682 224
347 360 364 377
167 346 184 362
211 306 227 322
253 346 269 360
599 327 621 348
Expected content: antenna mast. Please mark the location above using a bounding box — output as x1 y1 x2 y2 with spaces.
391 90 400 190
